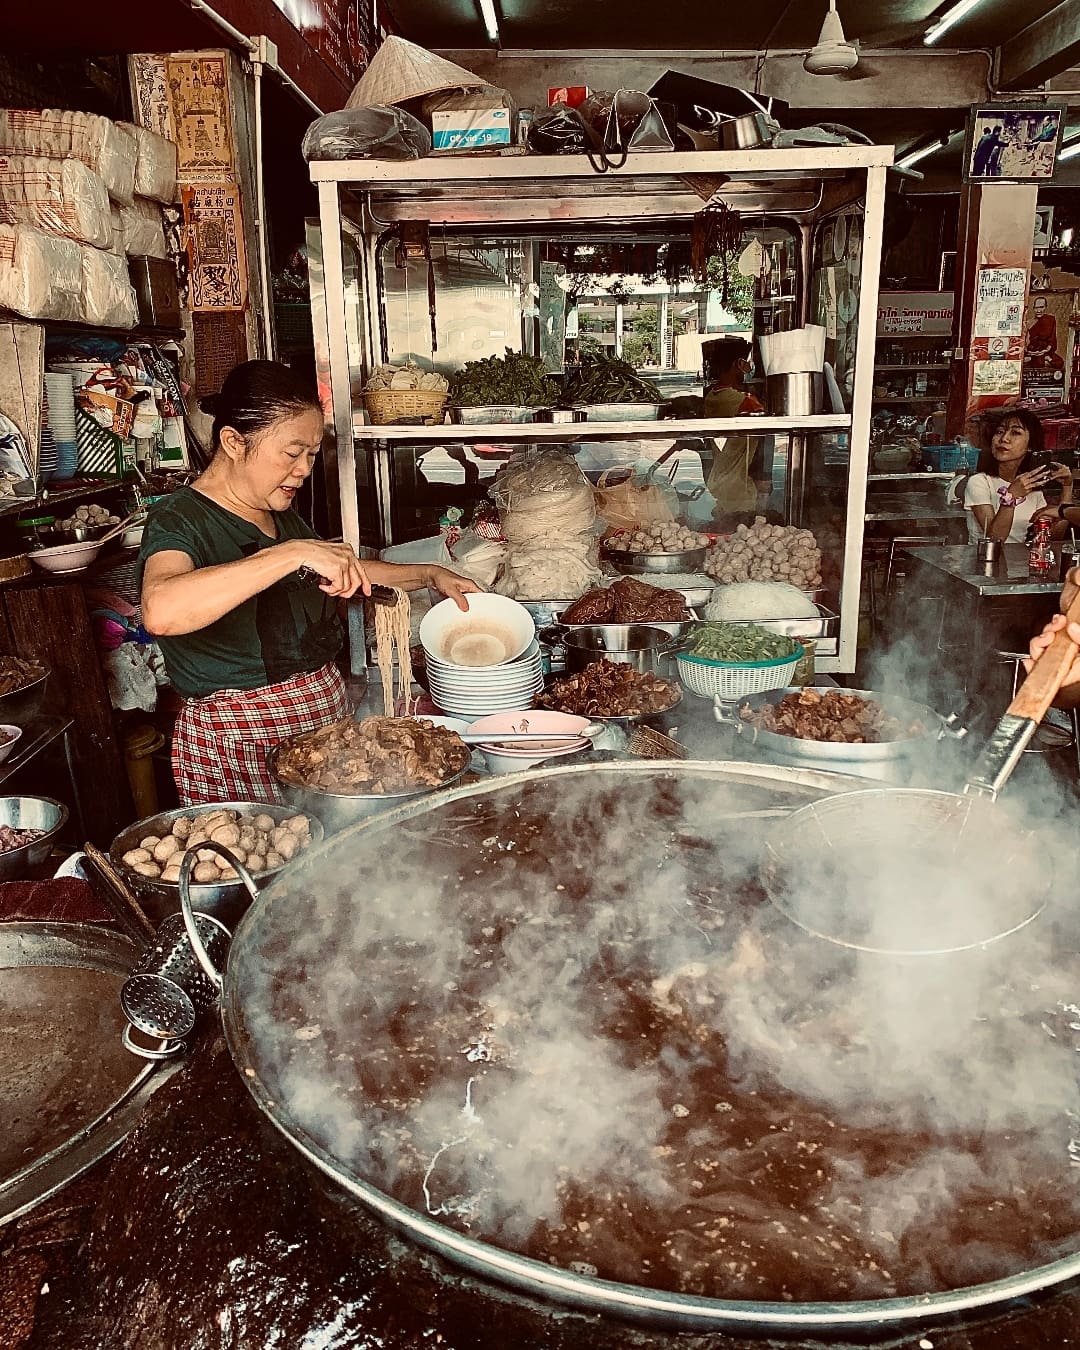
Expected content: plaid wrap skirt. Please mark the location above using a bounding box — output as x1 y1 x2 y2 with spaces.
172 661 349 806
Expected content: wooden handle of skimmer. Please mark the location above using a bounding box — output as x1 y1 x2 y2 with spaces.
1007 581 1080 724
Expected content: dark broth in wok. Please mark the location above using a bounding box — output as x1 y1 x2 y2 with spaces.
235 774 1080 1304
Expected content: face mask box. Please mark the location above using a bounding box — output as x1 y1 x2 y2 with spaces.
430 108 512 151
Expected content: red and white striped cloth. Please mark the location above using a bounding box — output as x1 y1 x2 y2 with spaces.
171 662 349 806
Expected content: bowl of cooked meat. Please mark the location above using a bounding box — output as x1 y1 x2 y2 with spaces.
0 656 48 725
268 715 472 832
0 795 68 881
715 687 954 783
537 657 681 727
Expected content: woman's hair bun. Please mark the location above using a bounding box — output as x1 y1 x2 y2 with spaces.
199 392 221 415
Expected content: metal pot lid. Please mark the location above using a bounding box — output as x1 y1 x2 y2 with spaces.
217 764 1080 1334
0 923 178 1225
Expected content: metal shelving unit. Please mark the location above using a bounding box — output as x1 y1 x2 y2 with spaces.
308 146 892 674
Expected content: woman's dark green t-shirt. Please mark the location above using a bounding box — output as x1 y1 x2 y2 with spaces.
139 487 343 698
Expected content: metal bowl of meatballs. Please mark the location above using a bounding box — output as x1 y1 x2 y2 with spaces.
109 801 324 924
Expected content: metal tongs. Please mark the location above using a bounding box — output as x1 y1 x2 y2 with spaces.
296 565 397 606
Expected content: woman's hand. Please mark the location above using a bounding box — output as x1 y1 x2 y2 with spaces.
1030 505 1060 525
292 539 371 599
426 565 482 612
1025 611 1080 687
1009 466 1053 500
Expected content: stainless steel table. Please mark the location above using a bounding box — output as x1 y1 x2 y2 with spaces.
896 543 1062 717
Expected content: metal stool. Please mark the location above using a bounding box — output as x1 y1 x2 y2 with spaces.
996 650 1080 772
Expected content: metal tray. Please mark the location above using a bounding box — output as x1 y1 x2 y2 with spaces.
723 606 839 656
449 405 541 424
578 402 662 422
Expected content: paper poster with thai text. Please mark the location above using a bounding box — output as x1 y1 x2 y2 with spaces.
166 55 235 182
973 267 1027 338
971 358 1022 396
182 184 247 312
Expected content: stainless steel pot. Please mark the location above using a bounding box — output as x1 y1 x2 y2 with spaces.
766 371 823 416
607 546 708 575
719 111 773 150
177 761 1080 1335
267 747 471 834
542 623 676 675
714 687 966 785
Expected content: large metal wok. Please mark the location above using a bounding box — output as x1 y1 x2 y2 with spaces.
175 761 1080 1336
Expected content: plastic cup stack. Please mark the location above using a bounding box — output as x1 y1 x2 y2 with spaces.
43 372 77 481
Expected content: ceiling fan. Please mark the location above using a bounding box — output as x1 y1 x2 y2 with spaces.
802 1 875 79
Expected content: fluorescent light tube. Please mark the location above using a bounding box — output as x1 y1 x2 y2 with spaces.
478 0 500 44
1059 140 1080 162
896 142 941 170
923 0 985 46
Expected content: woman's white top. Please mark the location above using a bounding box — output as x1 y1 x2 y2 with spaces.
963 473 1047 543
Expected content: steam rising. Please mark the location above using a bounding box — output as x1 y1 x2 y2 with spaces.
232 763 1080 1302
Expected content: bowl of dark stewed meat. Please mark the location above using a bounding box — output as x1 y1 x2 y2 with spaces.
269 715 472 832
538 657 681 727
716 687 950 782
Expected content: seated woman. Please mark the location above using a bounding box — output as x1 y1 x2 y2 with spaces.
963 408 1072 543
141 359 479 806
701 337 770 526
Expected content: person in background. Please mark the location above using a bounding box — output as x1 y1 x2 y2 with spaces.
701 336 769 525
963 409 1071 543
140 360 479 806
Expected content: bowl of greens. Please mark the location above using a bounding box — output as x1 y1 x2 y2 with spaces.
675 622 802 701
449 350 558 422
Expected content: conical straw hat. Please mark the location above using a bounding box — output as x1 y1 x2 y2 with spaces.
346 36 485 109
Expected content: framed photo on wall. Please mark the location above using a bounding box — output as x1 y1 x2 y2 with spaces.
964 104 1065 182
1034 204 1055 250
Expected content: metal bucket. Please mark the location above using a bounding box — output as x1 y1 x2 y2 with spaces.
766 372 823 416
556 623 676 675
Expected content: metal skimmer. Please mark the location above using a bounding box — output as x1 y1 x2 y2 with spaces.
120 911 231 1058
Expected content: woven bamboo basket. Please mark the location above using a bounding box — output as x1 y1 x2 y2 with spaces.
362 388 448 426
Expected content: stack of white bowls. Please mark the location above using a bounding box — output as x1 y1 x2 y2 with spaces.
420 594 543 718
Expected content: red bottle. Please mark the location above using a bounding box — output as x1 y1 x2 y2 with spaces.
1029 516 1055 577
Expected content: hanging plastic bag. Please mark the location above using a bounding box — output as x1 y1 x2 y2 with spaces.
594 466 678 534
302 106 431 162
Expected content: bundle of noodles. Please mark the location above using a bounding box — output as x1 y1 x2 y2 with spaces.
373 588 414 716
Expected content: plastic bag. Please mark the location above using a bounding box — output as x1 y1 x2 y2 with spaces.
527 105 590 156
580 90 675 156
302 106 431 162
594 467 677 533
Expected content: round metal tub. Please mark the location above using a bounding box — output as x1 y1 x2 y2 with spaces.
0 923 178 1225
110 801 325 925
268 747 471 834
186 761 1080 1336
715 687 961 785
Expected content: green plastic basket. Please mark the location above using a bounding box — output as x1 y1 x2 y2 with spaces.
676 644 803 700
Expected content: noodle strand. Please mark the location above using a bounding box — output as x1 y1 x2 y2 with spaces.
374 589 414 716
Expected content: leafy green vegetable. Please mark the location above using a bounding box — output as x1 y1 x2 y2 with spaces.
562 353 662 406
687 622 798 664
449 349 558 408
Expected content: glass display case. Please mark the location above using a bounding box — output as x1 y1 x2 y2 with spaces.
306 148 891 672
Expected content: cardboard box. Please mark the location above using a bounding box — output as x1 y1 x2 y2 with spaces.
431 108 512 151
548 86 591 108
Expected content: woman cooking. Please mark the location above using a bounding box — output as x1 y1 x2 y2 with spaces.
140 360 479 805
963 409 1072 542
